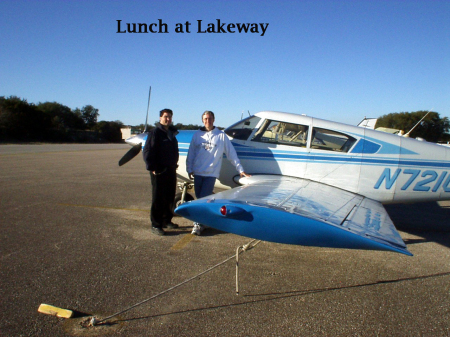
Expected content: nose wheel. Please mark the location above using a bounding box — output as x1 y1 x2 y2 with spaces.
173 181 194 216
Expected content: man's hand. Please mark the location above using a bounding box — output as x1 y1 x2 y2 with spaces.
240 172 251 178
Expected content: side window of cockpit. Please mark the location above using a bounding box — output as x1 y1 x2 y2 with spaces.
252 120 309 147
311 128 356 152
225 116 261 140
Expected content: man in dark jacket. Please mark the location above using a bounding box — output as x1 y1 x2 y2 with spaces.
143 108 179 235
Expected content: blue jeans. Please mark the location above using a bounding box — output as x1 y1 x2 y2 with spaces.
194 175 216 199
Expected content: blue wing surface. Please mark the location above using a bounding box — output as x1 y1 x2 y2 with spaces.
175 176 412 256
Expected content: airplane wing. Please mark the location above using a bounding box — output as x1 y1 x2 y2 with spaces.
175 176 412 256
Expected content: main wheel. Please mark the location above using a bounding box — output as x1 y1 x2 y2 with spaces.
172 192 194 216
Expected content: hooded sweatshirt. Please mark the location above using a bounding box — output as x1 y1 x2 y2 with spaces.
186 127 243 178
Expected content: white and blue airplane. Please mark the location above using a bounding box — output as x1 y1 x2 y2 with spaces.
120 111 450 256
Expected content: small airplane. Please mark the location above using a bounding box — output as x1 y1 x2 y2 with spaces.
120 110 450 256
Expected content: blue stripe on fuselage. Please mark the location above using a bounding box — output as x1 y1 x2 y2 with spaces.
176 131 449 170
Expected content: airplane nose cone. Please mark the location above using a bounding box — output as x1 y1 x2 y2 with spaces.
174 203 191 217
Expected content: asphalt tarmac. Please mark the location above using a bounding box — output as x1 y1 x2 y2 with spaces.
1 144 450 336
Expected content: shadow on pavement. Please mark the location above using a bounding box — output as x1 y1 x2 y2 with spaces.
386 201 450 248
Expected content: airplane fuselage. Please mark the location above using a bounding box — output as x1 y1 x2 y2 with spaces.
129 111 450 204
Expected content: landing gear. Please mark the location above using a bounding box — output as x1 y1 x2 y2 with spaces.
172 181 194 216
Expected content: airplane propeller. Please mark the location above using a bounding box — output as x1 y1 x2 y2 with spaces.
118 86 152 167
118 143 142 166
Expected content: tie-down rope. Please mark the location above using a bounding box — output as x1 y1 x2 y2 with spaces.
91 239 261 326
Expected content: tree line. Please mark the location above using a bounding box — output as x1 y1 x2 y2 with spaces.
1 96 448 143
0 96 206 143
0 96 123 142
376 110 450 143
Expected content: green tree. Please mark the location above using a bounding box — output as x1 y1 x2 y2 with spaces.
94 120 124 142
376 111 450 142
37 101 85 131
80 105 99 129
136 123 149 131
0 96 51 141
170 122 203 130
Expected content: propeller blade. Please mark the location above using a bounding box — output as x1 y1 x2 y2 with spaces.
118 144 142 166
144 86 151 132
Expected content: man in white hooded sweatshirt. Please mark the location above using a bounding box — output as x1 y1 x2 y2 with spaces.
186 111 250 235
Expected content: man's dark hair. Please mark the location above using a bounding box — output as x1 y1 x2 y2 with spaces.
160 109 173 117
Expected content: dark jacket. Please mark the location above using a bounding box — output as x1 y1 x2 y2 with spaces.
143 123 179 172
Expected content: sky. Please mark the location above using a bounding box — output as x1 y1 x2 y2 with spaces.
1 0 449 128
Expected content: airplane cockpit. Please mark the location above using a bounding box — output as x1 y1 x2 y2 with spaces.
225 114 357 153
251 119 309 147
224 116 261 140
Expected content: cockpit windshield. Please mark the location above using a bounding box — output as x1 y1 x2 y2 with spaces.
252 120 309 147
225 116 261 140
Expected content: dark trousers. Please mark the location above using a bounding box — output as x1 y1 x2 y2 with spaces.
150 168 177 228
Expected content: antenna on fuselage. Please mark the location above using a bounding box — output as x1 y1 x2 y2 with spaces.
144 86 151 132
240 110 251 120
404 110 432 138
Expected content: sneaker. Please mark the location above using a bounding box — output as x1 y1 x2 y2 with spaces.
151 226 165 236
191 223 204 236
164 222 179 229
